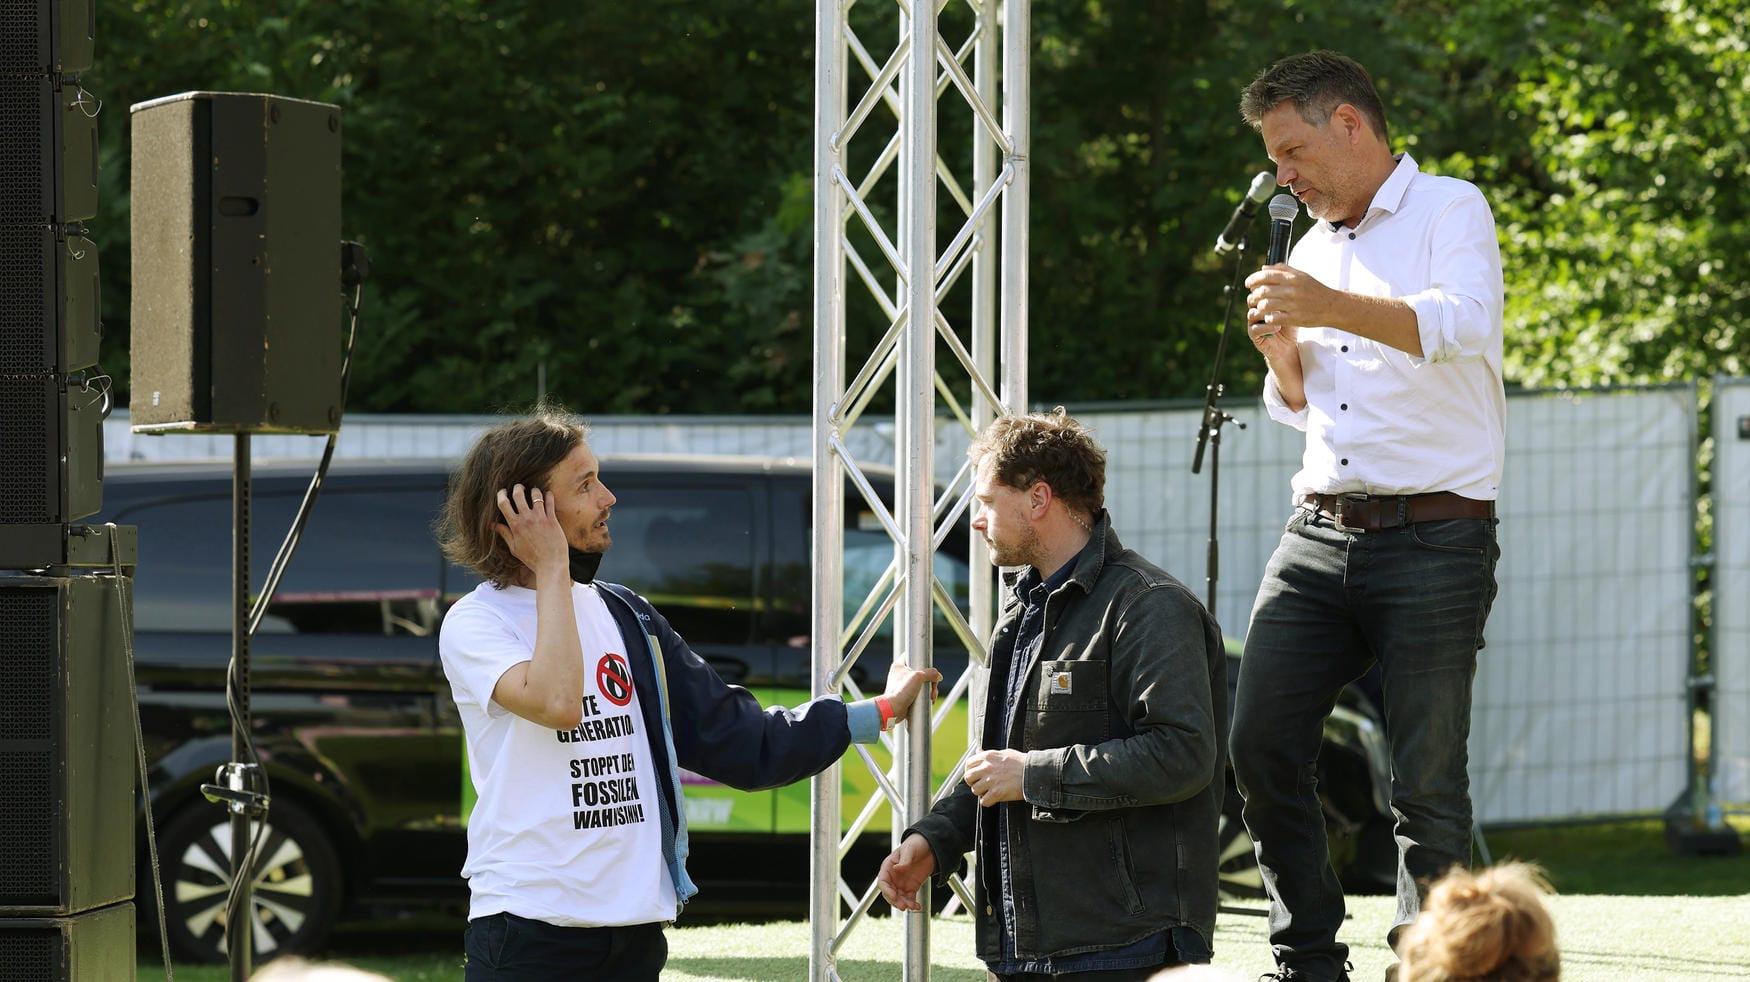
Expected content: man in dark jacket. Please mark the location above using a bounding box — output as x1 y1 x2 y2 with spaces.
876 408 1226 980
436 402 938 982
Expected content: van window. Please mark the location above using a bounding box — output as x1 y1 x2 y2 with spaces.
764 482 974 676
594 482 755 645
841 528 972 657
122 489 445 636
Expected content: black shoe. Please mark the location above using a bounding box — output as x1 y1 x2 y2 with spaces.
1260 964 1353 982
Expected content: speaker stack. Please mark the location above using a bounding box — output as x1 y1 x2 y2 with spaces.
0 576 135 982
0 0 106 570
0 3 138 980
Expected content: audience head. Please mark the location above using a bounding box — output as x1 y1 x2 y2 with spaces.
1148 965 1247 982
250 957 395 982
1397 862 1560 982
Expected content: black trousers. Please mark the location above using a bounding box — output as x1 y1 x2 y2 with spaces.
463 913 666 981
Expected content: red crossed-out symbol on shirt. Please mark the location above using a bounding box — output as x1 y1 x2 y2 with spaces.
595 652 634 707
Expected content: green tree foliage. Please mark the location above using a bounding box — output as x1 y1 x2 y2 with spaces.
1023 0 1450 403
1427 0 1750 387
95 0 820 413
87 0 1750 414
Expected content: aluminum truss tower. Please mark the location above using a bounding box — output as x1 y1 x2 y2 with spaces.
810 0 1029 978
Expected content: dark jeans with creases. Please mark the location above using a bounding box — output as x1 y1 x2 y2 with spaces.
1230 510 1499 979
463 912 666 982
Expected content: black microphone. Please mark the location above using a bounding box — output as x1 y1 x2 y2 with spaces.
1265 194 1298 264
1212 171 1275 255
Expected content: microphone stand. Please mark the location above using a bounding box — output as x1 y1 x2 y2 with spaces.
1194 237 1271 921
1191 239 1252 619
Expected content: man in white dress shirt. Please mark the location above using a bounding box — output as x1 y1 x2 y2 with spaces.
1228 50 1505 982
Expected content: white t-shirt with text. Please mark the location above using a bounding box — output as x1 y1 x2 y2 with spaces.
439 580 677 927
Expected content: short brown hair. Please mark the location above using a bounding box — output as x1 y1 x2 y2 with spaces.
438 401 589 588
1239 49 1389 143
968 408 1106 518
1397 863 1560 982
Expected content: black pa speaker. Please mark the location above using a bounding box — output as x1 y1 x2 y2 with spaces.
129 91 342 434
0 376 105 568
0 575 133 916
0 223 101 376
0 903 135 982
0 0 95 76
0 74 99 227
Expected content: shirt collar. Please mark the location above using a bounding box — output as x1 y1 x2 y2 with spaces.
1012 529 1096 604
1327 152 1420 232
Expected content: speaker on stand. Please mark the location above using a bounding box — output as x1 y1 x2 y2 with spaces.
128 88 344 982
129 91 343 436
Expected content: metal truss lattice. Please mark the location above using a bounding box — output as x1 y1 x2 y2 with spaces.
810 0 1030 978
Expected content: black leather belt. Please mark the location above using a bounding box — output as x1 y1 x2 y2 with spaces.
1301 491 1494 533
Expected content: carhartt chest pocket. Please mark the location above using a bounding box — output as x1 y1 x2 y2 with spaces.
1034 659 1107 712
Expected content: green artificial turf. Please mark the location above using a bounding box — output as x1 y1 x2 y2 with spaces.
139 820 1750 981
1482 817 1750 896
659 895 1750 982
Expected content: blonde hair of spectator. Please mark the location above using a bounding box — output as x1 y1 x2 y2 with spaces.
1147 966 1247 982
250 957 396 982
1397 861 1560 982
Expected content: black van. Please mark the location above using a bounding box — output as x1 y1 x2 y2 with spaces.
103 454 1391 963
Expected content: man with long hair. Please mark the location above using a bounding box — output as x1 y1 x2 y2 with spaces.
437 402 938 981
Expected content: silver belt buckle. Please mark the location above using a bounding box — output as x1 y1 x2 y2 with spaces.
1333 492 1370 533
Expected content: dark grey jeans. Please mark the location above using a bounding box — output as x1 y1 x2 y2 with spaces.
1230 509 1500 979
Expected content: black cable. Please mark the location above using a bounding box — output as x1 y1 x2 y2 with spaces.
247 281 364 637
219 276 365 952
117 526 176 981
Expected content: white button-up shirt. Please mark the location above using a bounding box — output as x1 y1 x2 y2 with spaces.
1264 153 1506 501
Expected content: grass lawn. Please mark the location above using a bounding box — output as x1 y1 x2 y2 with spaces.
137 819 1750 981
1484 817 1750 895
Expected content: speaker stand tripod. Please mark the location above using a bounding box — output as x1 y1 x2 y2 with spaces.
198 435 271 982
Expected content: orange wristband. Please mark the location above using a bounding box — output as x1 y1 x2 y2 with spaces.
875 696 896 731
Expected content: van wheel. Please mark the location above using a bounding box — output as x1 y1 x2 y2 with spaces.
151 798 343 964
1218 783 1265 900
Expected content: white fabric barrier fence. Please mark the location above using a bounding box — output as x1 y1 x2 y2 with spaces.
1713 377 1750 805
1073 387 1695 826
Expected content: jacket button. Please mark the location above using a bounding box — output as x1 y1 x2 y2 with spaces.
985 905 993 915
